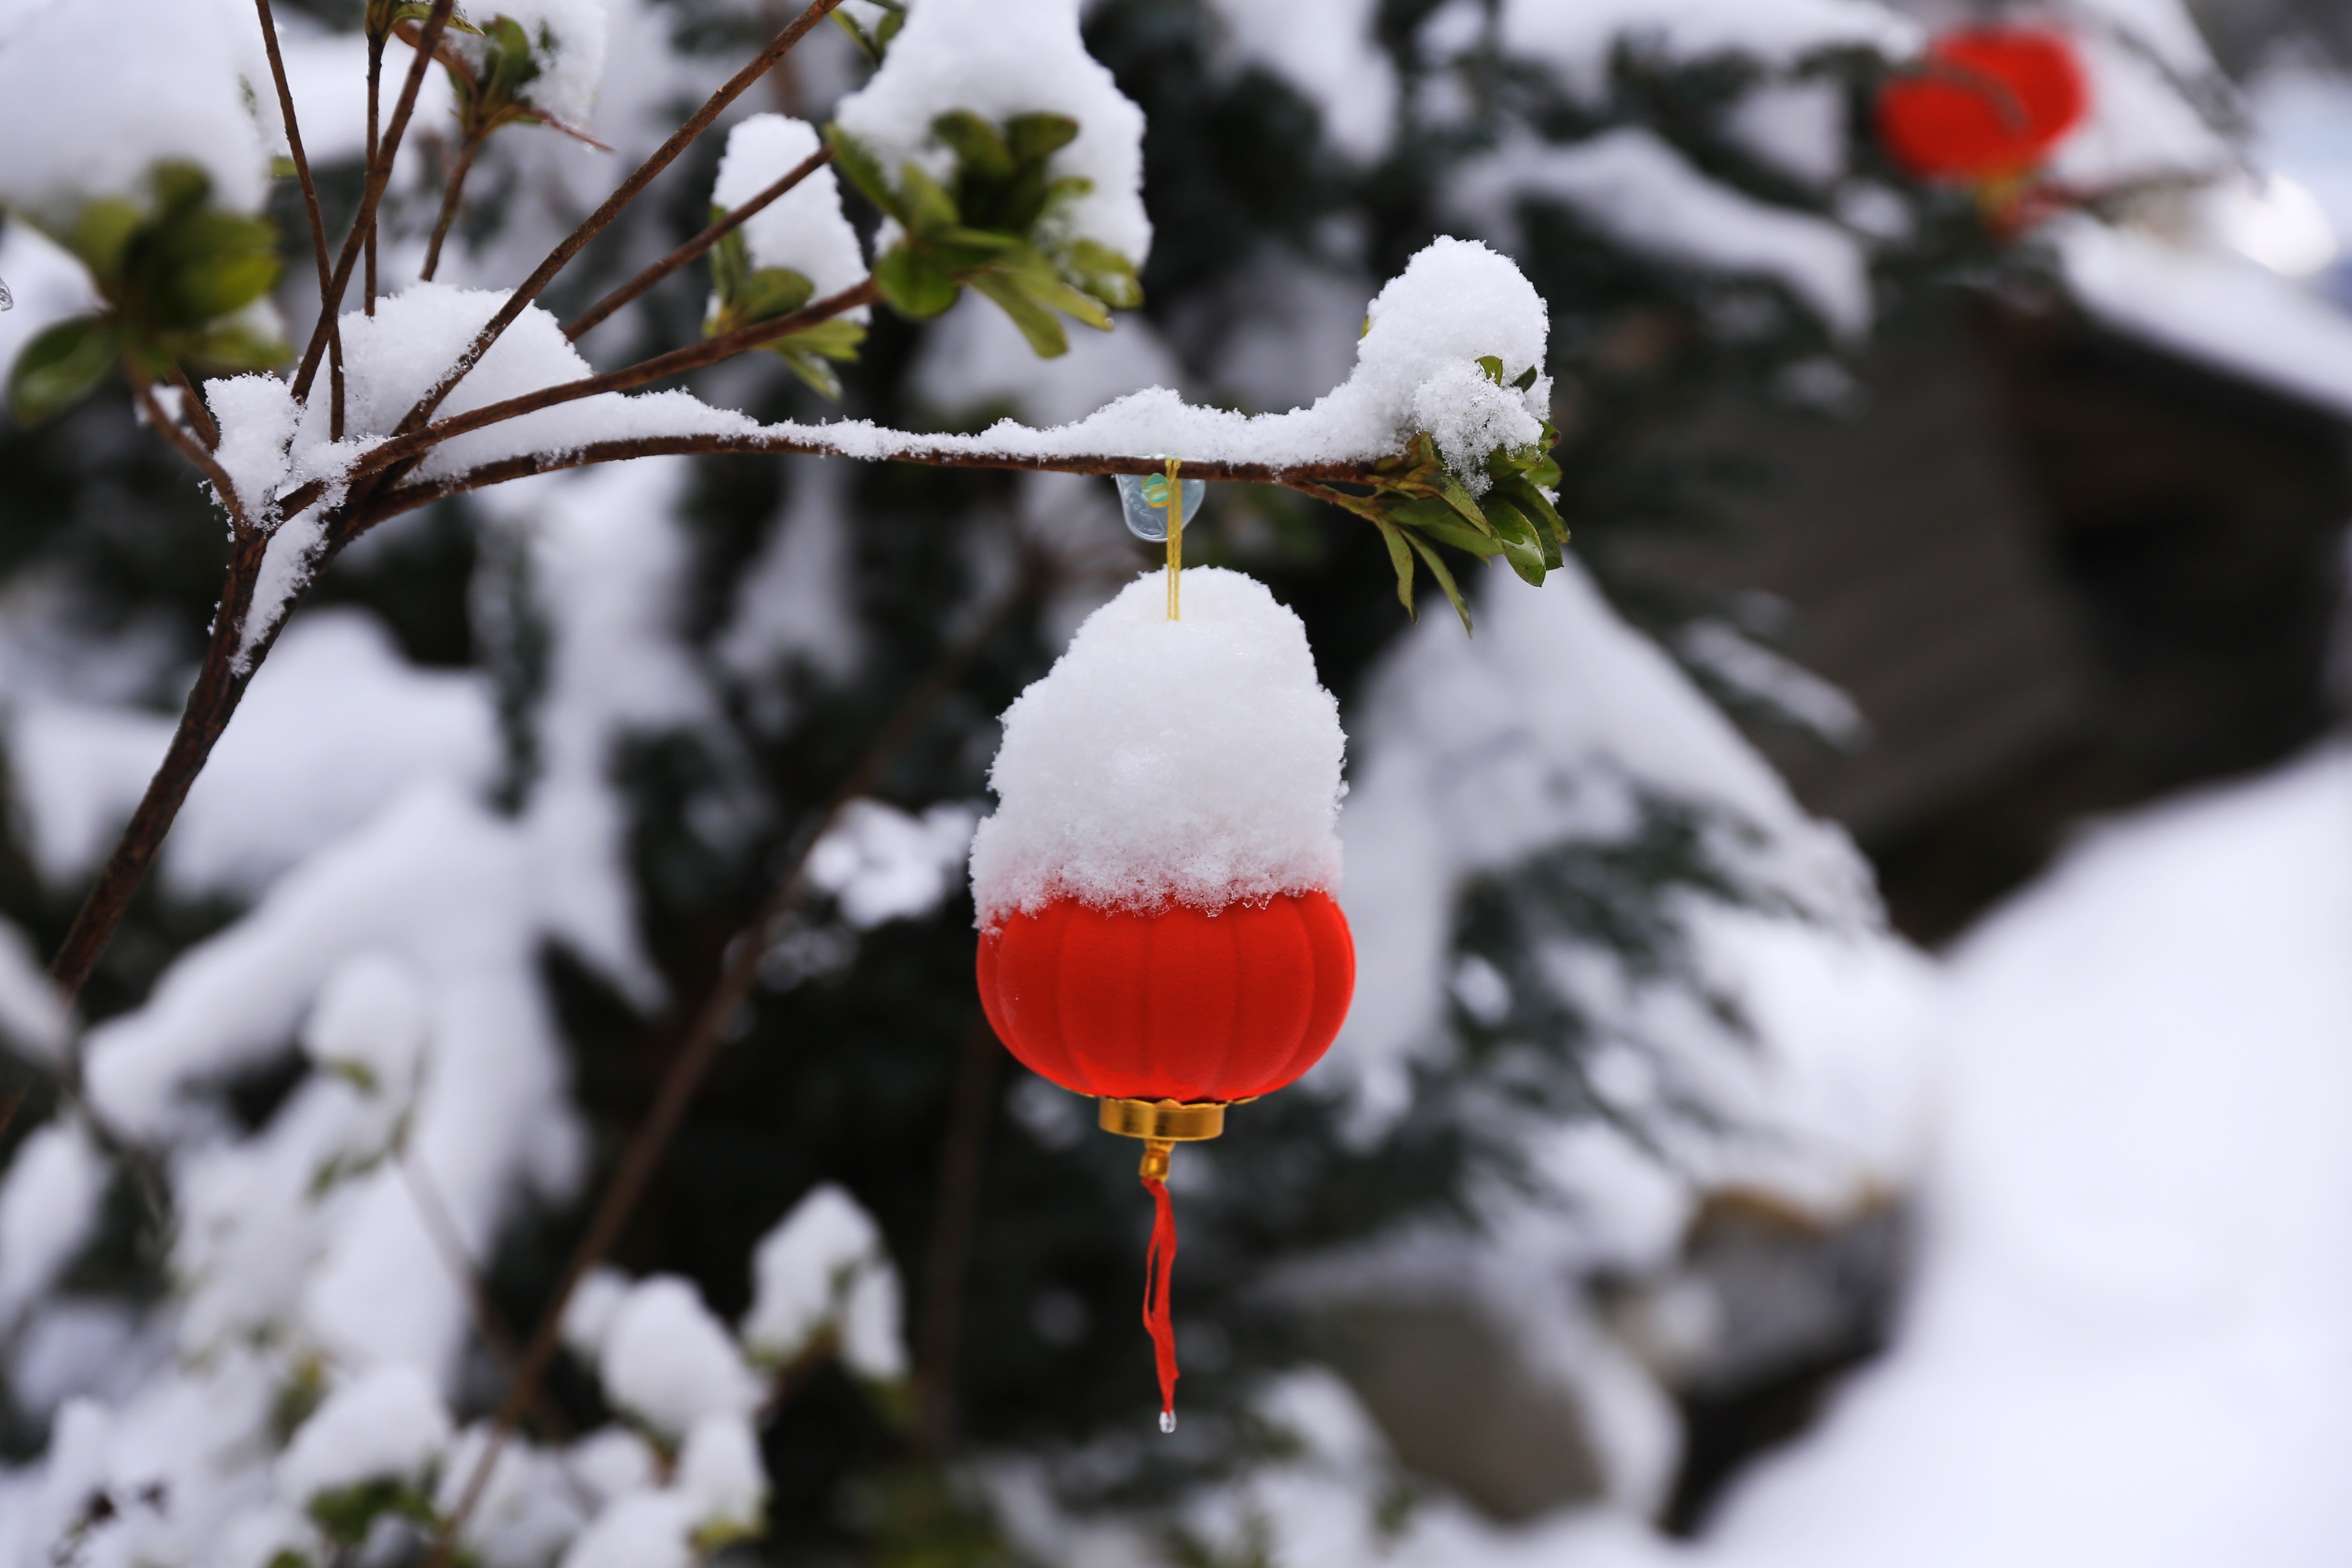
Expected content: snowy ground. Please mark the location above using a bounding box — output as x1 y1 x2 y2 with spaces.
1207 741 2352 1567
1681 742 2352 1567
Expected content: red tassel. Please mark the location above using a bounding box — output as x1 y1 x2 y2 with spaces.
1140 1171 1179 1430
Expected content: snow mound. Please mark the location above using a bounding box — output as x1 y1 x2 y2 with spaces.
277 1365 451 1502
461 0 610 133
0 0 270 225
710 114 869 318
832 0 1151 265
969 567 1346 925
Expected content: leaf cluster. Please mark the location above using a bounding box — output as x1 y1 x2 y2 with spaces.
706 224 867 400
829 111 1142 358
7 162 285 423
1314 361 1566 631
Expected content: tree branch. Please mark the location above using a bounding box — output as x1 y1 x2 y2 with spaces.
388 0 846 440
424 565 1036 1566
129 367 246 522
419 130 486 283
47 527 270 1002
296 0 457 400
344 279 880 493
255 0 347 439
564 146 832 342
366 31 384 314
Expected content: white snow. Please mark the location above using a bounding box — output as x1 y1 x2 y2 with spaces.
0 1122 107 1328
1451 130 1871 341
0 0 270 228
1498 0 1916 103
0 221 99 385
968 567 1347 924
710 115 869 317
597 1275 760 1439
742 1183 908 1380
1688 745 2352 1567
832 0 1152 267
558 1490 695 1568
675 1414 767 1529
1725 81 1848 189
276 1363 452 1502
808 801 979 929
1333 557 1877 1129
2057 218 2352 422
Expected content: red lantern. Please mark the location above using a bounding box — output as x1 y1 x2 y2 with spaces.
976 889 1357 1425
1877 28 2088 183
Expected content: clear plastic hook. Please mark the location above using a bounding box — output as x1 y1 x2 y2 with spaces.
1115 472 1205 541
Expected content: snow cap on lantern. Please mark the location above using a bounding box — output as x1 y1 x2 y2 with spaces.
969 566 1346 927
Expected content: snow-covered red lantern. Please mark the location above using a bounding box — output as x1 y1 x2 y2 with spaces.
1877 28 2088 184
971 531 1354 1429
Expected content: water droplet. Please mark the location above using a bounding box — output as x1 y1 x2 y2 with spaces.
1115 473 1205 541
1158 1409 1178 1434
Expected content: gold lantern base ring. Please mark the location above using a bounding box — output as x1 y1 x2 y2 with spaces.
1099 1097 1245 1182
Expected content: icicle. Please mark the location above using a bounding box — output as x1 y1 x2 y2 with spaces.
1140 1138 1180 1430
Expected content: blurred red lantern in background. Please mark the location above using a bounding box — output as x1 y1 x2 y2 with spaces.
1877 28 2089 183
977 888 1356 1425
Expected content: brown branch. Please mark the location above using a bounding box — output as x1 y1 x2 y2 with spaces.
167 366 220 451
366 31 384 314
387 0 846 441
914 1017 1001 1450
342 279 880 494
255 0 346 439
399 1152 576 1440
564 146 832 342
425 565 1036 1566
48 527 270 1003
296 0 457 400
348 432 1378 535
419 131 486 283
129 366 246 522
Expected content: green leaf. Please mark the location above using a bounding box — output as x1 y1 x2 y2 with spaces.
1403 528 1474 634
997 252 1110 332
1481 494 1547 586
1369 512 1417 620
62 197 143 288
824 126 900 221
1476 354 1504 385
178 319 292 372
710 225 749 309
1499 472 1568 546
897 162 960 234
873 244 960 319
1005 113 1080 163
1513 363 1540 391
970 270 1069 358
9 315 119 423
930 112 1014 183
1392 496 1500 554
738 266 817 322
149 208 283 326
1066 238 1143 310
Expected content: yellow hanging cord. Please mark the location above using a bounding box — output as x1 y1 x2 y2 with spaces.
1163 458 1183 620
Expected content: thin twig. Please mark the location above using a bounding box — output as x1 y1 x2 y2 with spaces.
129 368 245 519
47 529 266 1002
386 0 846 440
399 1152 576 1440
254 0 346 439
914 1017 1001 1450
296 0 457 400
366 31 383 314
426 565 1036 1566
419 131 486 282
564 146 832 342
166 366 220 451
